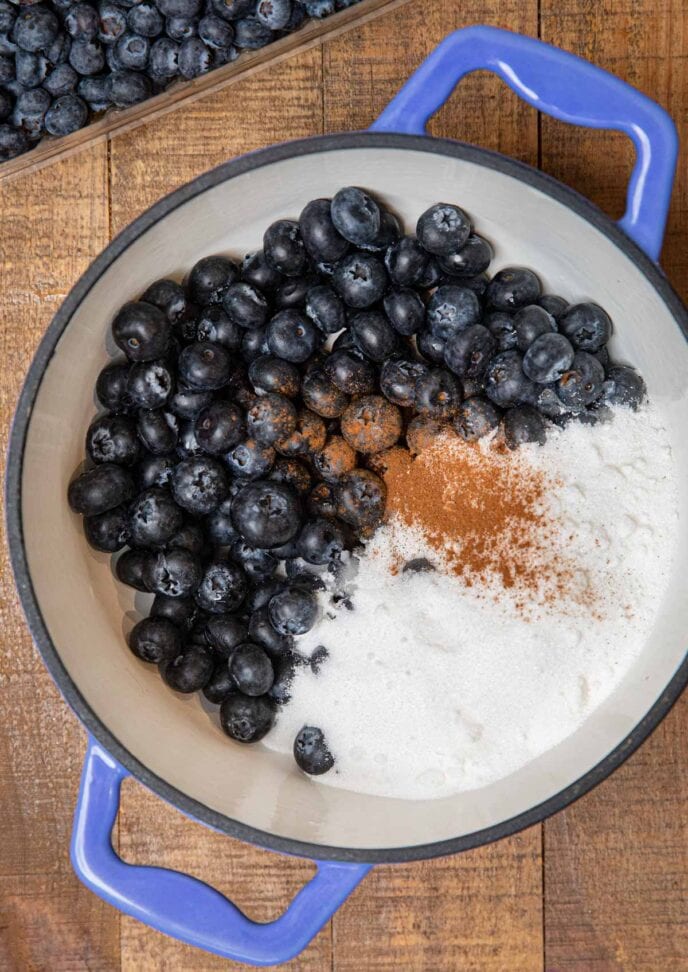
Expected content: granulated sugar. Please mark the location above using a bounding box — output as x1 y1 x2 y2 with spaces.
263 404 679 800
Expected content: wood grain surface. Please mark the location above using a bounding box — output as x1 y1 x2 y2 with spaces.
1 1 686 969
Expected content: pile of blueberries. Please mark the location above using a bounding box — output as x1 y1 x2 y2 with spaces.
67 186 646 777
0 0 360 162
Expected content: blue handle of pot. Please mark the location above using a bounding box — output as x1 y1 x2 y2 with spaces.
71 737 371 967
371 25 678 261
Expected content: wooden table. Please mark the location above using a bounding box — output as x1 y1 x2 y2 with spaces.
1 1 687 968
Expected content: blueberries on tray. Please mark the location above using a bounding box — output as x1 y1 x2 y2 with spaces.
0 0 364 163
68 187 645 778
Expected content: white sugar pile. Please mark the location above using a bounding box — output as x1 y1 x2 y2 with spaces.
263 404 679 800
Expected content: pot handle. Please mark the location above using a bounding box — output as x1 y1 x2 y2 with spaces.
371 25 678 261
71 737 371 967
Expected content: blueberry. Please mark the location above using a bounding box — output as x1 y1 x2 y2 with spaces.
150 595 195 631
359 209 401 254
233 16 272 48
416 328 446 364
149 36 179 77
444 324 496 380
485 311 518 352
165 14 196 40
114 30 149 69
384 236 429 288
268 652 298 705
178 36 212 76
195 561 247 613
275 408 326 457
136 454 176 489
261 219 306 278
138 408 178 454
196 306 242 350
323 348 376 395
68 463 136 515
202 662 235 704
460 272 489 300
559 302 612 352
0 123 28 161
156 0 203 16
69 37 105 74
144 546 203 597
107 68 151 105
304 285 346 335
248 604 292 658
44 93 88 135
299 197 349 263
349 310 397 363
168 386 211 422
12 5 59 53
113 301 170 361
270 457 313 496
225 438 275 479
161 644 214 692
333 252 387 309
220 692 274 743
330 187 381 246
0 0 15 33
231 480 300 549
168 521 205 555
231 537 277 581
383 288 425 336
84 504 130 551
340 394 402 453
177 341 231 391
380 357 427 407
427 285 480 341
522 332 575 383
513 304 556 352
176 419 204 460
12 87 51 138
293 725 334 775
129 616 182 664
245 393 296 446
556 351 605 408
248 355 300 398
98 2 127 44
65 3 99 40
86 413 140 466
205 614 248 656
538 294 569 320
226 642 273 695
416 202 471 256
128 1 163 36
336 468 385 532
297 517 346 565
223 281 268 330
126 359 174 410
172 455 228 514
301 369 349 419
266 309 319 363
331 328 355 352
241 250 282 295
503 405 547 449
414 368 462 420
77 74 111 111
302 0 334 16
193 400 243 454
453 396 501 441
15 50 49 89
268 586 317 636
484 350 536 408
437 234 492 276
115 548 152 591
601 364 646 410
487 267 541 312
129 487 183 547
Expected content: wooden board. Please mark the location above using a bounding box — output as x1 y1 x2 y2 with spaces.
0 0 686 968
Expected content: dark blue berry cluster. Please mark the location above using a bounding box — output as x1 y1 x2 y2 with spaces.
0 0 362 163
67 187 645 777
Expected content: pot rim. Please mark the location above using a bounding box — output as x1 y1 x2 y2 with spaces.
7 130 688 864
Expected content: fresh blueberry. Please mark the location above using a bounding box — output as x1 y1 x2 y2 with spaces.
293 725 334 775
178 341 232 390
301 368 349 419
269 457 313 496
196 11 234 47
522 332 575 383
196 306 242 350
194 400 244 453
453 396 501 441
165 14 196 40
330 187 381 246
426 285 480 340
268 585 318 635
485 311 518 351
205 614 248 656
305 285 346 335
0 124 28 161
139 280 186 326
383 288 425 336
137 454 176 489
115 548 152 591
302 0 334 16
138 408 178 454
248 355 300 398
68 463 136 515
267 309 320 363
128 1 163 36
487 267 541 312
77 74 111 111
15 50 49 89
113 31 149 69
220 692 274 743
168 385 212 420
263 219 307 277
12 87 51 138
149 36 179 76
86 413 141 465
69 37 105 74
231 537 278 581
416 202 471 256
161 644 214 692
44 93 88 134
340 394 402 453
228 642 273 695
437 234 492 276
248 604 292 658
503 405 547 449
0 0 15 34
416 328 446 364
358 209 401 254
513 304 556 352
323 348 375 395
297 517 346 565
231 479 301 548
175 418 203 458
107 69 151 105
299 197 349 264
332 252 387 309
84 504 130 551
178 36 213 77
156 0 203 16
202 662 235 704
274 408 326 457
145 546 203 597
98 1 127 45
255 0 292 29
414 368 462 420
276 273 319 312
195 560 247 613
233 16 273 48
113 301 170 361
151 594 197 629
484 350 536 408
246 393 297 445
172 455 228 514
12 5 59 53
128 616 182 664
349 310 397 363
336 468 386 532
225 438 275 479
444 323 497 380
126 359 174 409
601 364 646 410
556 351 605 408
384 236 429 288
380 357 427 407
559 302 612 352
223 281 269 330
241 250 282 295
65 3 99 40
129 487 183 547
538 294 569 320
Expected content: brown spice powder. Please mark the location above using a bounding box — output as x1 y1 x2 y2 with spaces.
377 431 581 605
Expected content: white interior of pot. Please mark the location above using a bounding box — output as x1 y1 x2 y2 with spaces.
19 146 688 852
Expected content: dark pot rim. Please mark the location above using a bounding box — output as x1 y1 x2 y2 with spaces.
7 131 688 864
